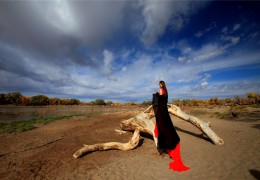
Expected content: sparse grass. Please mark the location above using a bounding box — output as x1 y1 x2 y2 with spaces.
85 114 91 118
189 109 209 118
248 104 260 108
214 106 249 119
214 112 229 119
0 105 134 134
0 114 85 134
0 121 35 133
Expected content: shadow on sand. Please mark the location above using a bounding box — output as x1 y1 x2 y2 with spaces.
249 169 260 180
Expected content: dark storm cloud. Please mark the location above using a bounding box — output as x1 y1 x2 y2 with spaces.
0 1 103 67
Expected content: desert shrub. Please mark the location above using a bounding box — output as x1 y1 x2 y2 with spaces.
30 95 50 106
247 92 260 104
125 102 137 106
2 92 22 105
49 98 60 105
70 99 80 105
141 101 152 106
113 102 122 107
0 94 6 105
21 96 30 106
172 99 182 106
106 101 113 106
209 97 220 105
94 99 106 105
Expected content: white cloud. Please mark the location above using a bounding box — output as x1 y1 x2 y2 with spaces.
201 80 260 98
194 21 217 38
170 14 186 32
178 56 186 63
202 51 260 72
248 31 259 39
177 39 192 54
41 0 78 34
192 44 224 62
139 1 208 46
201 81 208 88
221 35 240 45
103 49 114 76
139 0 175 46
122 66 127 72
175 42 225 64
221 27 228 33
233 23 241 31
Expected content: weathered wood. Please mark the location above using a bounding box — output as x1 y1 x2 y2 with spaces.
166 104 224 145
73 129 140 158
115 129 127 135
73 104 224 158
120 104 224 145
120 113 158 146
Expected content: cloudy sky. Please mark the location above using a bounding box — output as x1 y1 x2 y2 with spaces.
0 0 259 103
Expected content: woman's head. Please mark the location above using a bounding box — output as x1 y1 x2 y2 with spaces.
159 80 168 95
159 80 166 88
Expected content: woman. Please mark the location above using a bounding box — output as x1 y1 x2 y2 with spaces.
153 80 189 172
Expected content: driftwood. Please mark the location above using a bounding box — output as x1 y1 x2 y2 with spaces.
73 104 224 158
73 129 140 158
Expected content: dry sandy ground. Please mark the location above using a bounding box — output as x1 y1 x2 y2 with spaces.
0 107 259 180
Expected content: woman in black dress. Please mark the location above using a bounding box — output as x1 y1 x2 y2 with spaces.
153 81 189 172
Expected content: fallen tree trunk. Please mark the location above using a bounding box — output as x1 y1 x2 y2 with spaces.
166 104 224 145
121 104 224 145
73 129 140 158
73 104 224 158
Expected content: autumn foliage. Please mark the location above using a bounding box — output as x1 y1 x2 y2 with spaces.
0 92 259 106
0 92 80 106
172 92 260 107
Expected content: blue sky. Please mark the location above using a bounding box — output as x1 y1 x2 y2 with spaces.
0 0 259 103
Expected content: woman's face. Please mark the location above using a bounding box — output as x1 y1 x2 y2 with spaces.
159 83 163 88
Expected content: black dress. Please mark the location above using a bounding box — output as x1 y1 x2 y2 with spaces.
153 93 180 150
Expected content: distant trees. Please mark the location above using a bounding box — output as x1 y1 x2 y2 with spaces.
223 98 233 106
88 99 115 106
172 99 208 107
90 99 106 105
0 92 22 105
141 101 152 106
21 96 30 106
171 92 260 107
49 98 60 105
0 91 259 107
70 99 81 105
124 102 137 106
0 94 5 105
89 99 115 106
0 92 81 106
209 97 220 105
246 92 259 104
106 101 113 106
30 95 50 106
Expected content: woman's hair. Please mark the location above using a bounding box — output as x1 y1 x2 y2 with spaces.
159 80 168 96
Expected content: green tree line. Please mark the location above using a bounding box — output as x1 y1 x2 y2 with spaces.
0 92 80 106
1 92 259 107
172 92 260 107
